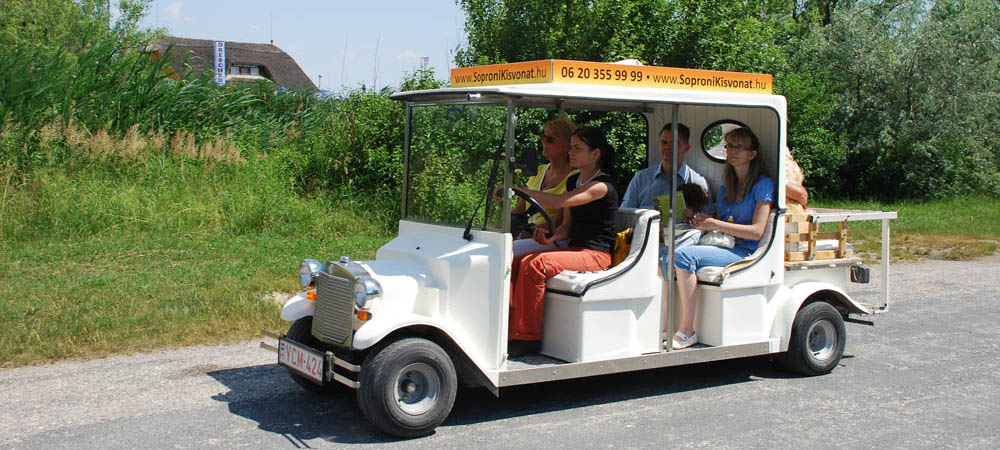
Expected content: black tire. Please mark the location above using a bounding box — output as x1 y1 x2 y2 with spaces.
284 316 341 394
357 338 457 438
780 301 847 376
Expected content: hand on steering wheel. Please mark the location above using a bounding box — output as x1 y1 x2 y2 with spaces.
511 189 554 240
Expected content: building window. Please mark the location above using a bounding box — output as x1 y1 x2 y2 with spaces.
230 65 260 75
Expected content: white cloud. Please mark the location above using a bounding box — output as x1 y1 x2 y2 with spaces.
164 2 192 22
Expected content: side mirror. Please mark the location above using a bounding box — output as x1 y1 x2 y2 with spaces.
515 147 538 177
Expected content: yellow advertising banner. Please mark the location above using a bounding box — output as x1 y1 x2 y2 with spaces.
550 60 772 94
450 60 773 94
450 60 553 87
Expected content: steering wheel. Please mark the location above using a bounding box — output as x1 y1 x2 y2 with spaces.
512 189 555 240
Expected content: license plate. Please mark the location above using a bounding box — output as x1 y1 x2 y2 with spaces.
278 338 325 384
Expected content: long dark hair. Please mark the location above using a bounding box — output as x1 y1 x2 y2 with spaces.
722 127 766 203
571 127 615 177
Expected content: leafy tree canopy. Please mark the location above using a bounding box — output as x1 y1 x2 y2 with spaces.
457 0 1000 199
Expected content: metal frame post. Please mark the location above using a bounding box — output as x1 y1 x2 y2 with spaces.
663 104 680 351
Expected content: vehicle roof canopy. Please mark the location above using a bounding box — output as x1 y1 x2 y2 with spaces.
390 59 785 112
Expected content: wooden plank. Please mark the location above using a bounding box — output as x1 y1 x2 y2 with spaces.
837 222 848 257
786 231 843 242
785 249 854 261
785 256 862 269
785 213 811 223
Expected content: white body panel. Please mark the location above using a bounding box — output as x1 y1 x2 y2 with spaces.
354 220 511 384
280 291 313 322
541 217 662 362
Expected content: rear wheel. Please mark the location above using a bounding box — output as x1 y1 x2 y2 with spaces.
284 316 341 394
780 301 846 376
357 338 457 438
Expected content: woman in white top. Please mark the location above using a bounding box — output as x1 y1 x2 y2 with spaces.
511 116 578 256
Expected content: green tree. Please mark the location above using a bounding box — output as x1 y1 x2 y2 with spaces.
0 0 155 50
820 0 1000 198
457 0 1000 199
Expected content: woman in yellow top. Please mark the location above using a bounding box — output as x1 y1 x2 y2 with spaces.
512 116 578 256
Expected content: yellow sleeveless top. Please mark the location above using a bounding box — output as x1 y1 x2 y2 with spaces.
525 163 578 225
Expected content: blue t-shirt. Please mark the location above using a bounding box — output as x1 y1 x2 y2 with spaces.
716 176 775 252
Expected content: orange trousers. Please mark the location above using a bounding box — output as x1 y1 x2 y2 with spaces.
509 247 612 341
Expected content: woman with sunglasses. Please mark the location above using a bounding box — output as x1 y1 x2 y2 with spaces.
670 127 774 350
506 127 618 356
508 116 579 256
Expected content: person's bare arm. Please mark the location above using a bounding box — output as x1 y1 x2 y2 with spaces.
786 181 809 207
513 180 609 209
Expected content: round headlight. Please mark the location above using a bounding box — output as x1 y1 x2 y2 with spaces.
353 277 382 308
298 259 323 289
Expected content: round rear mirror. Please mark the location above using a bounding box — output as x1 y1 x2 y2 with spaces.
701 119 747 163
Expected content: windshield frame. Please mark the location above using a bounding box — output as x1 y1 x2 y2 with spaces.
401 98 516 233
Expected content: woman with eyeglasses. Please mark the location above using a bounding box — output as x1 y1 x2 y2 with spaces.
506 127 618 356
669 127 774 350
509 116 579 256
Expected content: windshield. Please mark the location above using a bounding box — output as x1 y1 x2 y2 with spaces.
403 101 649 230
405 103 509 229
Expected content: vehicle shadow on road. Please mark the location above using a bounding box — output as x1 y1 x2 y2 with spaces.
207 354 807 443
446 355 794 427
207 363 395 445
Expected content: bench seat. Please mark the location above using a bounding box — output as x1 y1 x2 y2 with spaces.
541 208 662 362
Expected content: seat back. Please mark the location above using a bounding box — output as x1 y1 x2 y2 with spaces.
546 207 659 296
611 208 648 264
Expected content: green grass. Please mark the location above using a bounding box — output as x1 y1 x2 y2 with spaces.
1 162 996 368
813 196 1000 261
0 162 395 368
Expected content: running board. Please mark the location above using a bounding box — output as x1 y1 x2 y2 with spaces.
497 341 770 387
845 317 875 326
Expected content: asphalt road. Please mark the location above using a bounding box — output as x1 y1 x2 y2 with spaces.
2 256 998 449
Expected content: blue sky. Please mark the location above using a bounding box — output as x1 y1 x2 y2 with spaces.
125 1 466 91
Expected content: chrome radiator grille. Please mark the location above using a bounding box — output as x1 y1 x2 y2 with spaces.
312 271 354 345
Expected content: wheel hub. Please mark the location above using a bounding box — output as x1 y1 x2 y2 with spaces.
807 320 837 363
393 362 441 416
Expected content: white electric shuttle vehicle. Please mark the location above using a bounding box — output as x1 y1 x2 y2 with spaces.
261 60 896 437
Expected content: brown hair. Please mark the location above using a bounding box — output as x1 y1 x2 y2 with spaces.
545 116 577 143
659 122 690 144
722 127 765 203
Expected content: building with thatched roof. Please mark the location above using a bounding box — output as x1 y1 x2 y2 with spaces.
146 37 316 90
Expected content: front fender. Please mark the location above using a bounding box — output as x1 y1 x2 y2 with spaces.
280 291 314 322
771 281 869 352
353 313 495 375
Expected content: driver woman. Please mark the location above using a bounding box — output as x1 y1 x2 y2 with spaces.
670 127 774 350
510 116 578 256
507 127 618 356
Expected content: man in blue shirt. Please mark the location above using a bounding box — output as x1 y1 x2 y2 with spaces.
621 122 711 275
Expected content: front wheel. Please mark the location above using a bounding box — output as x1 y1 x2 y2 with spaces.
780 301 846 376
357 338 457 438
